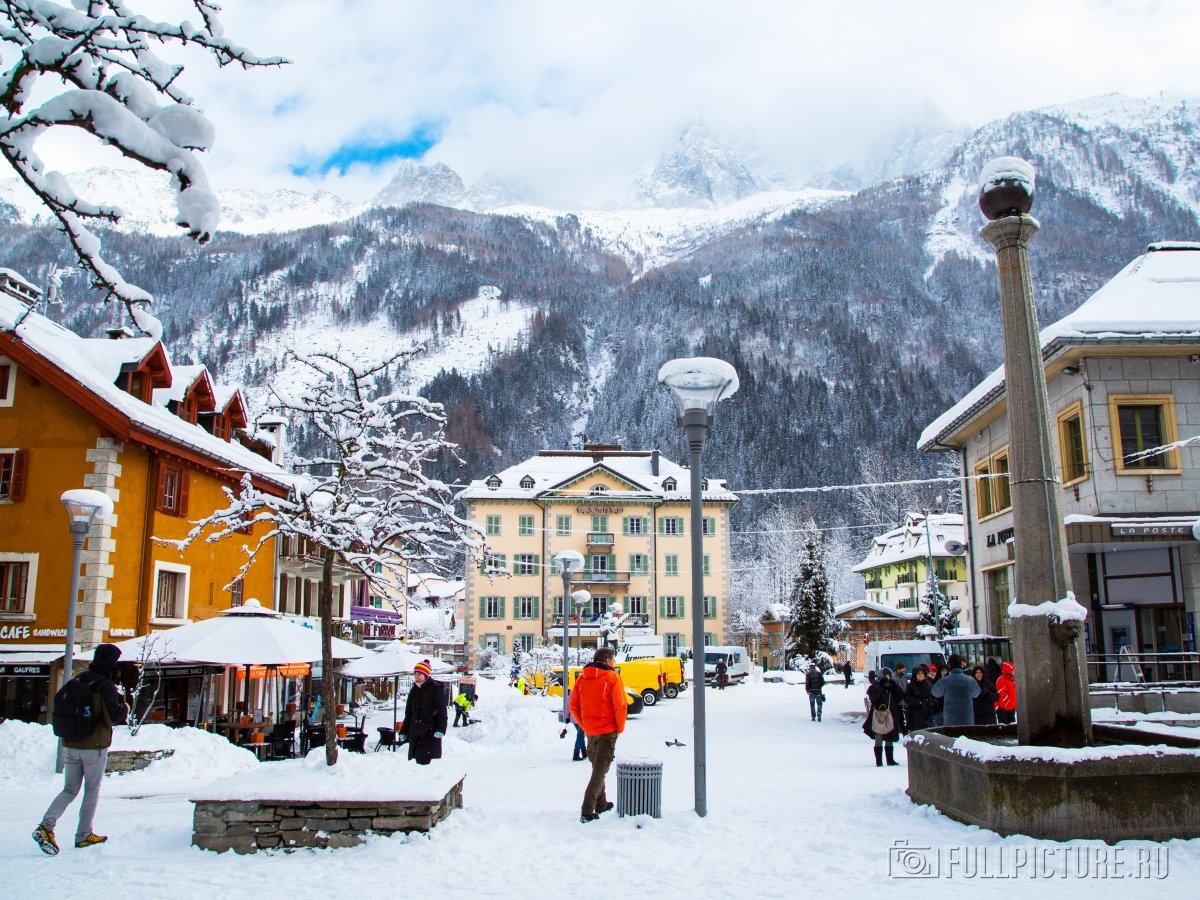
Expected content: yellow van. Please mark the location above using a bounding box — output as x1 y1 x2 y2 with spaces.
613 659 667 707
547 665 650 712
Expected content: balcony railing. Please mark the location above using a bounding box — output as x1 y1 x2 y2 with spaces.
895 572 917 585
577 569 631 585
550 613 651 628
587 532 615 546
864 578 883 590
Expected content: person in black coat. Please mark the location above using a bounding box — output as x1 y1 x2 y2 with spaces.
971 665 999 726
399 661 448 765
903 664 936 731
863 667 905 767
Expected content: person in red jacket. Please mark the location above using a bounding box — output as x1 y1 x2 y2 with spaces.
995 661 1017 724
568 647 627 823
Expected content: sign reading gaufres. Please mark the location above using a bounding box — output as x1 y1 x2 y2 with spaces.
1111 523 1194 538
0 664 50 677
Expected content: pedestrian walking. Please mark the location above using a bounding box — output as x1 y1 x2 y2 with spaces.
903 664 937 731
714 658 728 690
995 661 1017 724
805 663 826 721
930 654 980 727
33 643 129 855
398 661 447 765
568 648 627 823
863 667 905 767
842 660 852 688
971 665 999 725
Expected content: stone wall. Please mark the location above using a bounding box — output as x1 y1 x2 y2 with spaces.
106 749 174 773
192 779 464 854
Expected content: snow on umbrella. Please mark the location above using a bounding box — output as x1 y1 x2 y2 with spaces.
339 643 453 680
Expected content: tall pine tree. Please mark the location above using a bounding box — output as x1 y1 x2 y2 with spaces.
784 525 836 667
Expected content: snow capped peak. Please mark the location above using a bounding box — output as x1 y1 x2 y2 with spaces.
631 124 763 209
370 159 467 209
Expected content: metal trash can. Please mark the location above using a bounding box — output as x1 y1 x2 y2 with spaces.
616 758 663 818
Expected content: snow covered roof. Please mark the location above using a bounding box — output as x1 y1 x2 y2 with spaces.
407 607 456 632
456 447 738 503
919 243 1200 450
412 580 463 602
834 599 921 620
152 363 211 407
852 512 965 572
0 293 293 493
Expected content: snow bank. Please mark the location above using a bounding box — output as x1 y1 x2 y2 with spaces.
192 749 465 802
941 733 1199 763
1009 592 1088 622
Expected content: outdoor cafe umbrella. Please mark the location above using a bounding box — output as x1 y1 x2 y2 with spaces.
340 643 454 738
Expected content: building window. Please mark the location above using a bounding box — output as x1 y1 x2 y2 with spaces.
556 515 572 536
513 554 540 576
627 596 646 615
152 563 190 622
155 463 190 516
591 515 608 534
662 478 677 491
703 632 716 646
486 475 501 489
515 595 539 619
665 554 679 577
664 633 681 656
0 358 14 407
660 516 683 536
702 516 716 536
514 633 534 652
518 514 535 536
591 595 608 617
1056 401 1089 485
629 554 649 576
230 577 244 607
480 596 505 619
485 515 501 536
987 565 1012 636
0 556 35 614
704 596 717 618
661 596 684 618
624 516 647 536
483 633 503 652
589 484 609 495
482 553 507 576
0 449 28 501
974 448 1011 520
1109 394 1180 473
519 475 535 489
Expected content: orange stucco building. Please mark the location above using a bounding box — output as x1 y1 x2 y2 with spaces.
0 270 290 705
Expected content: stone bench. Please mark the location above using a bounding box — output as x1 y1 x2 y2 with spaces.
192 778 464 854
106 749 175 773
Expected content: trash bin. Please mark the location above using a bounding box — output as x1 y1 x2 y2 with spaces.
616 758 663 818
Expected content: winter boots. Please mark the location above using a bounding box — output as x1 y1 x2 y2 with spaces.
32 824 58 855
873 746 883 767
885 745 899 767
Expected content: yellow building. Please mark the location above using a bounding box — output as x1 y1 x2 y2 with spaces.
457 444 737 660
0 270 288 719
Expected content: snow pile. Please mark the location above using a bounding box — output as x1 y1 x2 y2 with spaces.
1009 592 1088 622
0 720 62 786
192 748 464 803
943 734 1199 763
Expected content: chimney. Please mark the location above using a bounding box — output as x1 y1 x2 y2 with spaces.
106 325 138 340
652 450 660 476
257 415 288 466
0 268 41 307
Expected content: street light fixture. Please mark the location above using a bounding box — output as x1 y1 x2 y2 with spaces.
658 356 739 818
59 490 112 687
554 549 585 724
573 589 591 661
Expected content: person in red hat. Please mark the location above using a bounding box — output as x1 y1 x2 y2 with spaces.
398 660 447 765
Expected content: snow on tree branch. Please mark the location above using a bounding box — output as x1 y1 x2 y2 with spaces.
0 1 286 318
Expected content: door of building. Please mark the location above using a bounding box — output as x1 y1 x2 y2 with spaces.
1105 609 1136 681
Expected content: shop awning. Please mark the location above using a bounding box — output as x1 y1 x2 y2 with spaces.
234 663 311 680
0 647 70 678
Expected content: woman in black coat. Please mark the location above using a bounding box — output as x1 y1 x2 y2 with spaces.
399 663 448 765
971 666 999 726
863 667 905 767
903 664 936 731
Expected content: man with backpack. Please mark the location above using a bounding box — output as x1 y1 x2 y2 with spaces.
33 643 128 855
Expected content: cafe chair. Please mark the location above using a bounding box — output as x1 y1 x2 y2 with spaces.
267 721 297 759
374 726 397 752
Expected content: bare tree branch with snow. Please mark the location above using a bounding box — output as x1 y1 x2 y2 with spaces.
0 1 285 325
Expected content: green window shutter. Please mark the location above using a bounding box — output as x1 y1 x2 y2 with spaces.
640 517 649 535
622 517 629 535
658 518 666 535
678 517 684 535
498 597 505 618
659 597 667 618
703 554 711 576
479 597 486 618
678 597 685 618
533 554 540 575
532 596 540 617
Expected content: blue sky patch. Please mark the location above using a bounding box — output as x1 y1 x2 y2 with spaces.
292 125 441 176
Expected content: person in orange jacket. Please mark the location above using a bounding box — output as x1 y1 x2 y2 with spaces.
568 647 627 823
995 661 1017 724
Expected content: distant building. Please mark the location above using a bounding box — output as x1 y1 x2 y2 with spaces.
920 242 1200 674
851 512 970 629
456 444 737 661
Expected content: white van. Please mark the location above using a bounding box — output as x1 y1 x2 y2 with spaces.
703 646 751 685
863 640 946 678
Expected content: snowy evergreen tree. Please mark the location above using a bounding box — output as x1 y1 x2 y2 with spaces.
0 1 283 320
784 525 836 666
169 348 484 765
918 571 961 639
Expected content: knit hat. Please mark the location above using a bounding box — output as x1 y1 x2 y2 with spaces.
91 643 122 674
413 661 433 677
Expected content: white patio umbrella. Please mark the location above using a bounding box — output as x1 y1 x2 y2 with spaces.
340 643 454 745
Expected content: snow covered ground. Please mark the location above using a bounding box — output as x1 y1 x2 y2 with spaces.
2 676 1197 897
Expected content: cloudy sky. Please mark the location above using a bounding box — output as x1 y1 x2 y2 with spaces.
33 0 1200 208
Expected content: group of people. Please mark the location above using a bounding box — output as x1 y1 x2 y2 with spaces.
861 654 1017 767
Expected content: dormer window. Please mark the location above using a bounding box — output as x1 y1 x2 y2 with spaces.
486 475 501 489
520 475 535 489
589 485 609 495
702 479 709 491
662 477 677 491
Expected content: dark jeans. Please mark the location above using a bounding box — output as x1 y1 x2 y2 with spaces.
997 709 1015 724
581 732 618 815
808 692 824 719
573 723 586 755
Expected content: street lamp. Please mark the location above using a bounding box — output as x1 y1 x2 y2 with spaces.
554 549 585 723
658 356 739 818
573 590 590 660
59 490 112 686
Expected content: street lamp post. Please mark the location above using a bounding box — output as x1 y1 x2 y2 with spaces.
554 549 585 724
658 356 739 818
59 490 110 687
574 590 590 660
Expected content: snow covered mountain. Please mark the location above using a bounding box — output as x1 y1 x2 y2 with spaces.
629 124 763 208
371 160 468 209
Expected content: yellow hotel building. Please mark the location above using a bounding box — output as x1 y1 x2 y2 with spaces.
457 444 737 660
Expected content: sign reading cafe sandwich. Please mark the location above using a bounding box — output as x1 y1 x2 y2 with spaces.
0 624 68 640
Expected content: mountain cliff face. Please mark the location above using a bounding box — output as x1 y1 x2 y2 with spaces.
630 124 763 208
1 94 1197 542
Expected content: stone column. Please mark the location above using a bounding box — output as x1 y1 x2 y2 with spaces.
979 212 1092 748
